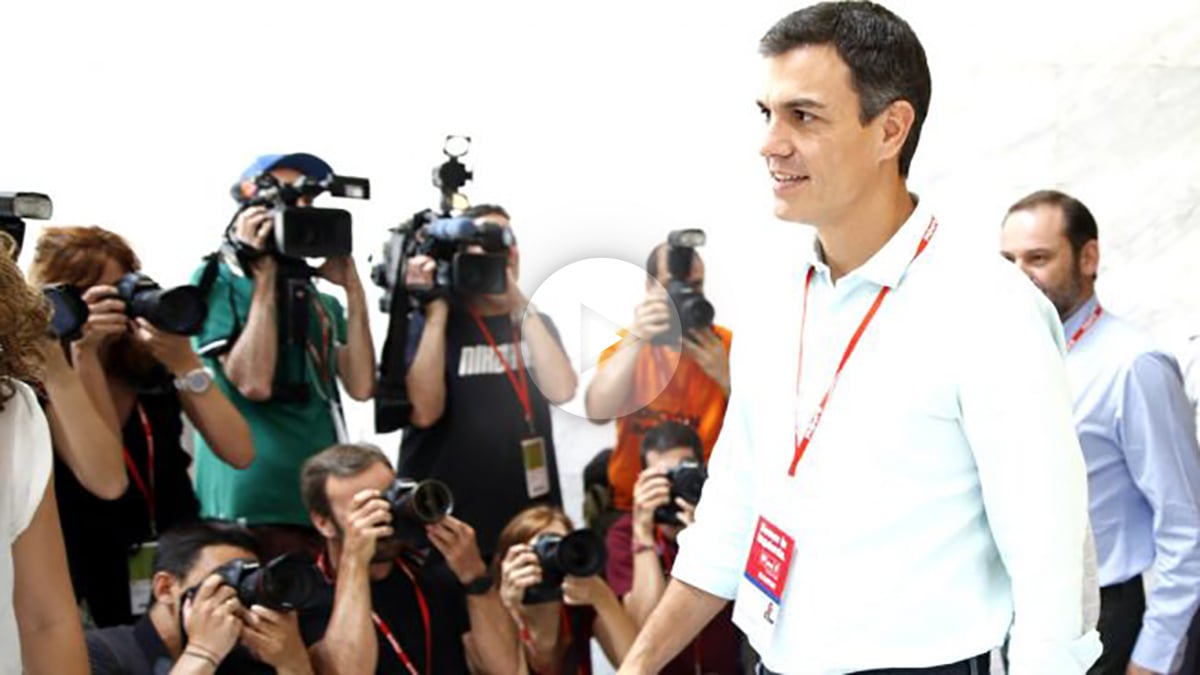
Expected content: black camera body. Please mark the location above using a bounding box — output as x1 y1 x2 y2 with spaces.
43 285 89 341
523 529 607 605
43 272 207 341
653 460 708 526
209 554 323 612
381 477 454 547
237 172 370 261
655 229 715 347
1 191 52 260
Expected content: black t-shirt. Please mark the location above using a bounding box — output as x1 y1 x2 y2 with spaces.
399 307 564 558
300 557 471 675
86 614 279 675
57 389 200 627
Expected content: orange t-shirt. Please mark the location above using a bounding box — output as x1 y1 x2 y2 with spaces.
599 325 733 511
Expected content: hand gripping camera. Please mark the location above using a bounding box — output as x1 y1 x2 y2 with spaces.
522 529 607 605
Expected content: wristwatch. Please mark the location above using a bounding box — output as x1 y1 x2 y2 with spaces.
174 367 213 394
462 572 494 596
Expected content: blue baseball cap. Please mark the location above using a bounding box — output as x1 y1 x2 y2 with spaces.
237 152 334 184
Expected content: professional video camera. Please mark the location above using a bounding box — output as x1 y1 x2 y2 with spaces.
653 460 708 526
0 191 52 260
381 477 454 546
232 171 370 262
654 229 715 347
372 135 511 432
522 529 607 604
193 553 324 612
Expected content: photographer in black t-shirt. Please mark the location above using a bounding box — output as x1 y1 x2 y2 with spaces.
399 204 577 558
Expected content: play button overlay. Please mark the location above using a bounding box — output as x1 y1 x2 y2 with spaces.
520 257 681 419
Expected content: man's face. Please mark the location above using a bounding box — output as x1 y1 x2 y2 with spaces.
758 45 889 226
163 544 258 613
644 446 697 473
1000 206 1093 319
468 213 519 276
267 167 314 207
321 461 404 560
650 246 705 294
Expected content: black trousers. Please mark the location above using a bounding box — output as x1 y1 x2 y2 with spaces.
1089 575 1146 675
758 653 990 674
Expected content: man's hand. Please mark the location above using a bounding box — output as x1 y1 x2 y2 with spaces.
340 489 393 568
240 606 312 673
631 291 672 342
404 255 437 291
499 544 542 615
317 256 361 291
231 206 278 276
683 328 730 396
75 285 127 352
675 497 697 528
1126 664 1159 675
131 318 203 377
183 575 245 663
631 467 672 543
427 516 488 585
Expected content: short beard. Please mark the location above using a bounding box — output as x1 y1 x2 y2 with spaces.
1040 258 1086 321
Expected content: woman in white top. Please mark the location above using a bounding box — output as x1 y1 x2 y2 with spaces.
0 247 88 674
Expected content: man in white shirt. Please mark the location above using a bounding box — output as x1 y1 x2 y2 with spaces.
617 2 1101 674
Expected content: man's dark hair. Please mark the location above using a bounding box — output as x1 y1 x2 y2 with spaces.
645 242 668 280
152 521 260 579
759 1 932 177
301 443 393 520
1005 189 1099 256
640 421 704 466
462 203 510 221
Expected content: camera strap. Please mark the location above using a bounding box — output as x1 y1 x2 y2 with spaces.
789 216 938 477
122 403 157 536
1066 304 1103 352
316 552 432 675
469 310 534 433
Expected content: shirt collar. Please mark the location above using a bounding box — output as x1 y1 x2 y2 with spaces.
801 194 935 289
1062 293 1101 336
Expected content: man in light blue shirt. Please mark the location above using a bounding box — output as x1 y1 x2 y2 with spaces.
1002 190 1200 675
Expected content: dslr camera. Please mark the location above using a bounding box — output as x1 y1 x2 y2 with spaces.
233 170 370 262
0 191 52 260
381 477 454 547
655 229 715 347
653 460 708 526
523 529 607 604
43 272 208 341
197 554 324 612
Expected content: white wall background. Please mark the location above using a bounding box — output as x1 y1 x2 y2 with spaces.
4 0 1198 636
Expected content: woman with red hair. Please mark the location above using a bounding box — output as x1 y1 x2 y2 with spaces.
30 225 253 627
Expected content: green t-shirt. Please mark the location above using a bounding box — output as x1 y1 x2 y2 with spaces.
190 260 347 526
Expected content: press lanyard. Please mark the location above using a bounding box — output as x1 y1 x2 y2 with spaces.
122 404 157 535
789 217 939 476
316 552 432 675
1066 304 1103 352
470 311 535 433
306 294 336 400
519 606 588 675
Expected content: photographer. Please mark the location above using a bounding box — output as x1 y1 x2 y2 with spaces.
604 423 740 675
401 204 576 559
30 225 254 627
299 443 517 674
191 153 375 558
584 240 731 515
497 505 636 673
85 521 315 674
0 247 88 674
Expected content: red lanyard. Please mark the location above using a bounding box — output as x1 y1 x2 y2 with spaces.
470 311 534 432
316 552 432 675
1066 304 1103 352
789 217 938 476
519 606 588 675
122 404 157 535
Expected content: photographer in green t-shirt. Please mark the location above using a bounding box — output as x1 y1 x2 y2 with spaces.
191 153 376 559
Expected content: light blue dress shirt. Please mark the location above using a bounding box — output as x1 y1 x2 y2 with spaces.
1064 295 1200 673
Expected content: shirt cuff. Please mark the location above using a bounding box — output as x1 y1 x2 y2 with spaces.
1131 623 1184 674
1007 629 1102 675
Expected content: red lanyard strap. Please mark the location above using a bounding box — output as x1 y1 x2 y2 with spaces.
122 404 157 534
470 311 534 430
1066 304 1103 352
789 217 938 477
316 553 432 675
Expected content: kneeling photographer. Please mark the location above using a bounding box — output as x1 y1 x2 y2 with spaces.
398 201 576 560
191 153 375 560
497 505 636 672
85 521 317 674
605 422 740 675
298 443 516 674
30 225 253 627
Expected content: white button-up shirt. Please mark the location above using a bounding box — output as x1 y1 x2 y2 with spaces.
673 197 1102 674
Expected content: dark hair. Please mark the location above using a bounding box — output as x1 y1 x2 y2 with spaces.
153 521 260 579
640 422 704 466
759 1 932 177
462 203 511 222
644 242 704 282
1005 189 1099 256
300 443 393 520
